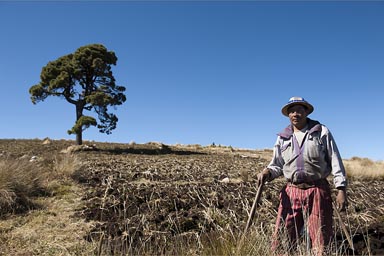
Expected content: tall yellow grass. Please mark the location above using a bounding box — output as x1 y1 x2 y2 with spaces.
344 157 384 180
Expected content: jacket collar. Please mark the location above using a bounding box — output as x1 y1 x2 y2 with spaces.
278 118 321 139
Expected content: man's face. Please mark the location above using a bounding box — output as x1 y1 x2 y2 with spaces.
287 104 308 129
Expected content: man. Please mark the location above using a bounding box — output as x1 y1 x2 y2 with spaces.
257 96 347 255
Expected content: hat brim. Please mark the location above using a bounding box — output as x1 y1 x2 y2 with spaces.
281 102 314 116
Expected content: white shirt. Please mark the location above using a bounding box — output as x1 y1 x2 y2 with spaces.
294 125 308 146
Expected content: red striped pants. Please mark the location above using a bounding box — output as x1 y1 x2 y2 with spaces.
271 180 333 255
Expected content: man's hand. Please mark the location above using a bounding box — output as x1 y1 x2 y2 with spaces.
257 168 271 187
336 187 348 212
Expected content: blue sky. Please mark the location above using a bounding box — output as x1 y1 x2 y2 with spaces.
0 1 383 161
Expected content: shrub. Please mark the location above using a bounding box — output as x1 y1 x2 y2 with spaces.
0 154 82 216
0 158 45 215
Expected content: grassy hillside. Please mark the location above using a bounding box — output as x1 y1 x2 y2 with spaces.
0 139 383 255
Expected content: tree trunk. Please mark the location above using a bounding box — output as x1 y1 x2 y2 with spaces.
76 103 83 145
76 132 82 145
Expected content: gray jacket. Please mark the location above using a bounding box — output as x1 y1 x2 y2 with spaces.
267 118 347 188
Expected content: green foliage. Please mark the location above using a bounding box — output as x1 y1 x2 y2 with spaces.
29 44 126 144
68 116 97 135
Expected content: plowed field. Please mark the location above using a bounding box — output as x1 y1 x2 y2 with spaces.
1 139 383 255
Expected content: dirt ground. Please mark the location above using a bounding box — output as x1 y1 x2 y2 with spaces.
1 139 383 255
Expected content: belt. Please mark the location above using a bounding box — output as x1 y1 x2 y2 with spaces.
287 179 327 189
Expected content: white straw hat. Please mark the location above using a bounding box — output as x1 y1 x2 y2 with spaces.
281 96 314 116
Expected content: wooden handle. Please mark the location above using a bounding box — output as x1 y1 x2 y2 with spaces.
244 182 264 233
333 202 354 251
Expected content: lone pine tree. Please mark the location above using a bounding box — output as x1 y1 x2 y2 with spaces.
29 44 126 145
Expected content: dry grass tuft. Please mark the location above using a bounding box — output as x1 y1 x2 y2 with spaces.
0 185 98 255
52 154 83 180
0 153 83 213
0 152 98 255
0 158 47 215
201 223 273 256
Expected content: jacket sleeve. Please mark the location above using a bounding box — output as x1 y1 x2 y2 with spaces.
323 126 348 188
267 136 284 180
